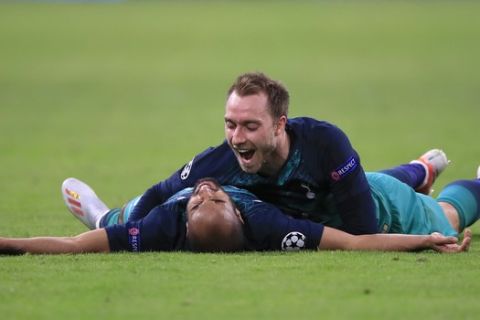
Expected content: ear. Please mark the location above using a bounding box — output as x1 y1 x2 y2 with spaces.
274 115 287 136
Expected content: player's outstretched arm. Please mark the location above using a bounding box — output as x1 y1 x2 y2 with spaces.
0 229 110 255
318 226 470 253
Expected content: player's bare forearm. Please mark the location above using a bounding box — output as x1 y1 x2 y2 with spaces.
0 229 110 255
318 227 470 253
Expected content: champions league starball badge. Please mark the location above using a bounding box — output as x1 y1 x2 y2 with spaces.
281 232 306 251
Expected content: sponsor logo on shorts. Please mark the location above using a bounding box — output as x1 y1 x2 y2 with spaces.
330 156 358 181
180 158 195 180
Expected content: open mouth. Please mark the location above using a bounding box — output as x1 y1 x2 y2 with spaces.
237 149 255 161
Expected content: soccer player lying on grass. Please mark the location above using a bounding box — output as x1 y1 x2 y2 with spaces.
2 164 479 255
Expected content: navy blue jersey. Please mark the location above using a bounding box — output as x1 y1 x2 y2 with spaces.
105 186 324 252
129 117 376 234
105 193 189 252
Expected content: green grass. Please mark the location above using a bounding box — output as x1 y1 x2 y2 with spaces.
1 1 479 319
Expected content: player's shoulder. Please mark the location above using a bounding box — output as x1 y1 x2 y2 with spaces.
224 186 265 212
287 117 349 144
195 140 234 160
179 140 238 180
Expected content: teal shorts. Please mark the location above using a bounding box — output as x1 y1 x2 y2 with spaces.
366 172 457 236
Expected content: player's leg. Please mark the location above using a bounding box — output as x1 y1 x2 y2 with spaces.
379 149 449 194
366 172 457 236
97 196 142 228
436 166 480 233
62 178 141 229
62 178 109 229
437 202 460 232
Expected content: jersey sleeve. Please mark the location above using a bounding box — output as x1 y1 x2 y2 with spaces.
105 205 184 252
243 200 324 251
321 125 377 235
129 142 236 221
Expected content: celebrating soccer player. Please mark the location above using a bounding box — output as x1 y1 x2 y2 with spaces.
125 72 446 236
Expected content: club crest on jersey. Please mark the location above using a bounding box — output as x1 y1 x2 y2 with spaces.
281 232 306 251
180 157 195 180
330 156 358 181
301 184 316 199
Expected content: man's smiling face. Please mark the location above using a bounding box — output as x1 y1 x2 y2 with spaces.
224 91 281 175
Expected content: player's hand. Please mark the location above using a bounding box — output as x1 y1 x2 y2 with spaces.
429 229 471 253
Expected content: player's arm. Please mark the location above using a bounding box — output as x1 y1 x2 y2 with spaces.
0 229 110 255
128 159 200 221
245 200 470 253
105 204 183 252
128 182 169 221
129 144 232 221
319 226 471 253
323 126 377 234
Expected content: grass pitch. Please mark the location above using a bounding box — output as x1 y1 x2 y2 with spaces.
1 1 479 319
